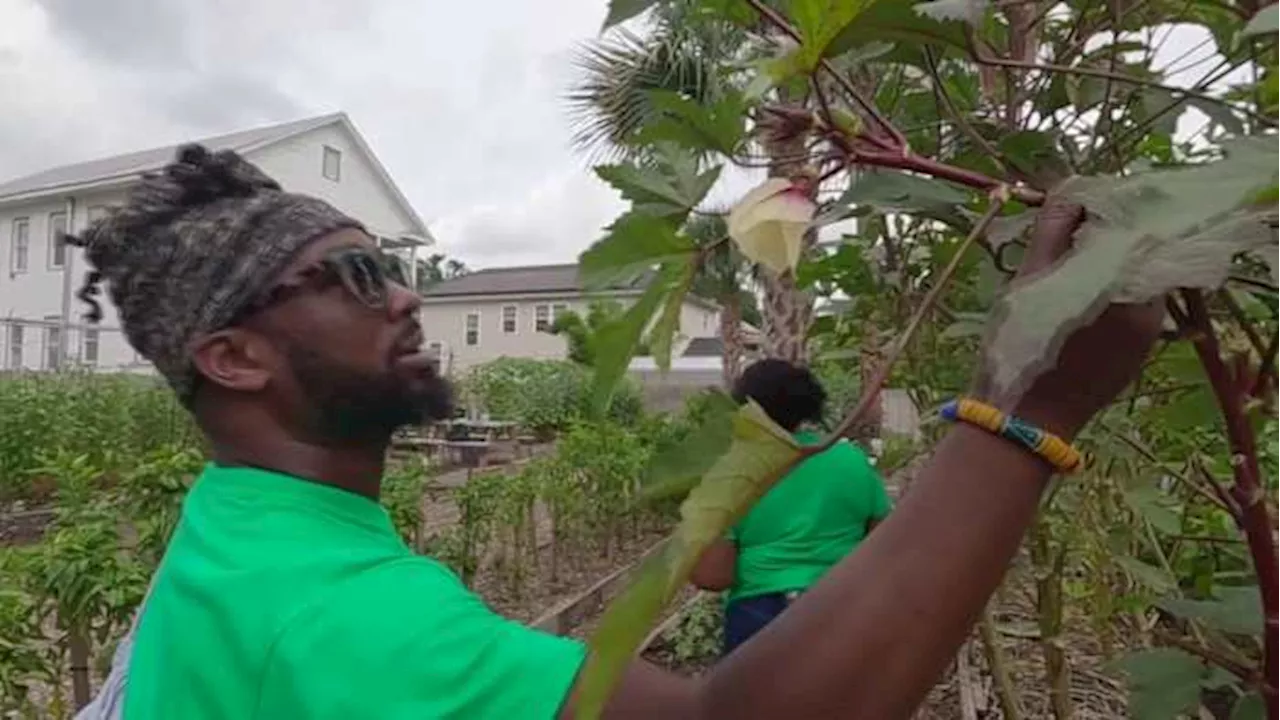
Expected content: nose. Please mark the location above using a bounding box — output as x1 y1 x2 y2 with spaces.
387 280 422 319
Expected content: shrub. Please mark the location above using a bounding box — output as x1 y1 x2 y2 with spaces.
462 358 642 435
0 372 197 505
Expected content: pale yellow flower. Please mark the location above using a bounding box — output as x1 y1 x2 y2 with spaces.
727 178 815 274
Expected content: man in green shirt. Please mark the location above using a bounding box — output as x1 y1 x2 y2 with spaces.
692 360 892 654
74 145 1162 719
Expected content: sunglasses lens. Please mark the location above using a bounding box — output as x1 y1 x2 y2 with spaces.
339 252 387 307
383 256 410 288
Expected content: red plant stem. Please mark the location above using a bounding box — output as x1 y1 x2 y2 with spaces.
846 148 1046 206
744 0 906 148
1179 289 1279 714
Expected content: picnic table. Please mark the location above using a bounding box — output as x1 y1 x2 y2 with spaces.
392 418 529 468
428 419 520 442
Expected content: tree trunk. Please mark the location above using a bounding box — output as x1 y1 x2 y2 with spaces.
760 123 815 365
69 631 91 710
759 269 813 364
720 294 745 387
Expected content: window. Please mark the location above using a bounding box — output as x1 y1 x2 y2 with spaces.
465 312 480 346
43 316 61 370
7 324 23 369
48 211 67 269
81 322 100 365
502 305 517 334
552 303 568 319
87 205 110 224
535 305 551 333
322 146 342 181
10 218 29 273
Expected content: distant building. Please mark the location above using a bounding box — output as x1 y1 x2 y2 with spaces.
418 264 742 375
0 112 430 371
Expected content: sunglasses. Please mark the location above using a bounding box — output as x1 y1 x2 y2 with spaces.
234 247 411 322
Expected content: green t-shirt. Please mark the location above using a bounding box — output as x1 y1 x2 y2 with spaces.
728 431 891 603
125 464 584 720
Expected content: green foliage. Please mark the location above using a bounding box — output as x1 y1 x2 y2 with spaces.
571 0 1279 713
661 592 724 665
987 137 1278 398
464 358 643 435
1157 585 1265 636
788 0 879 70
0 372 196 504
1112 648 1215 720
382 460 436 549
594 150 722 219
581 212 696 289
1241 4 1278 38
578 402 803 718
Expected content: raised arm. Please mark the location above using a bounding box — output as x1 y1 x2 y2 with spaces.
568 200 1163 719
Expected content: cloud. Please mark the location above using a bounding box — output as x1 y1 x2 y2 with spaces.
432 166 626 267
1 0 622 271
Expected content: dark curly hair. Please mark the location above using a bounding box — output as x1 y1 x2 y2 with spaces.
62 144 361 404
731 359 827 432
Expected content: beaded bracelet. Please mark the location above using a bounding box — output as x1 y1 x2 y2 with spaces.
940 397 1082 474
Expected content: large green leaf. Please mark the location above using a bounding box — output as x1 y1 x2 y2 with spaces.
1157 585 1265 635
578 402 805 717
984 135 1279 399
1115 555 1178 594
1241 3 1278 38
580 213 696 289
589 273 673 415
1231 693 1267 720
914 0 988 25
601 0 661 29
594 158 721 219
640 390 739 501
647 260 695 371
789 0 878 69
838 170 972 221
1123 486 1183 536
1112 648 1209 720
827 0 969 61
635 91 747 157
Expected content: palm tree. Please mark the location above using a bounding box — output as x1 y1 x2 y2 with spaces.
566 2 745 161
414 253 469 295
567 1 815 373
682 213 755 387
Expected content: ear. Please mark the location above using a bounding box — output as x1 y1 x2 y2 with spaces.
189 329 273 393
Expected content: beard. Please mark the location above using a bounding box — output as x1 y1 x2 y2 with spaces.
285 343 453 445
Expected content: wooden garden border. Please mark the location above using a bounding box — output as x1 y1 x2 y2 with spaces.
532 535 670 636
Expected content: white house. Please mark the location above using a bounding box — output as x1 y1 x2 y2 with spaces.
418 264 736 376
0 112 431 372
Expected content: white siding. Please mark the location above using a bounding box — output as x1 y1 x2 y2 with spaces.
419 294 722 377
245 124 419 241
0 121 424 374
0 189 139 371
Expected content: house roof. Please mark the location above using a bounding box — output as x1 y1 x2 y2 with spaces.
420 264 648 299
682 337 726 357
0 114 341 201
0 112 432 242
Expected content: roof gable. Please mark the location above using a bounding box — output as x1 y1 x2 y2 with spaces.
420 264 649 299
0 114 344 202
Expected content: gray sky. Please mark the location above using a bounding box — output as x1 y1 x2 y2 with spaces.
0 0 1239 270
0 0 642 268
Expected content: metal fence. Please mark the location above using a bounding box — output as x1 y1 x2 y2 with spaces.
0 316 150 373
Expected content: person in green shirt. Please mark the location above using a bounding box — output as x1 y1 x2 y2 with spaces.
74 144 1163 719
690 359 892 655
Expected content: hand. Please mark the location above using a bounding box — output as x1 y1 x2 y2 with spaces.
987 197 1165 440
